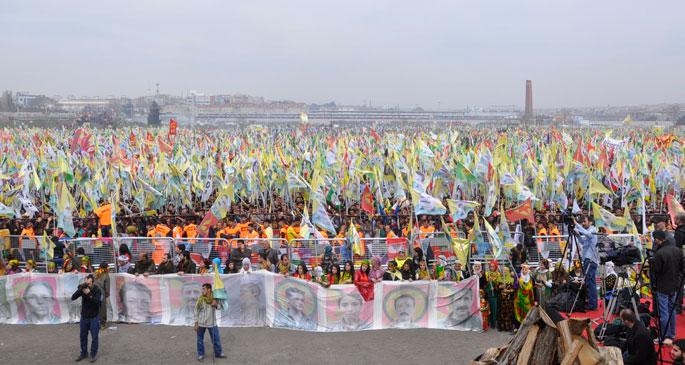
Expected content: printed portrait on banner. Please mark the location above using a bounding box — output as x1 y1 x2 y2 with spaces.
12 274 61 324
273 276 318 331
0 276 13 322
60 273 87 323
114 274 162 324
166 275 211 326
219 273 267 327
322 285 373 331
436 276 482 331
382 283 429 329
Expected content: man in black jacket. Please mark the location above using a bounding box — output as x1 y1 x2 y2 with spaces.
652 230 685 345
620 308 656 365
71 274 103 363
673 213 685 313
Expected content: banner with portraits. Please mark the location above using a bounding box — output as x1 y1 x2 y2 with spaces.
0 272 482 332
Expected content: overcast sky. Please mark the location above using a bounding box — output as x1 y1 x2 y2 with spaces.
1 0 683 109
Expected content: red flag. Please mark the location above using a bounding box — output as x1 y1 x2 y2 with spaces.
666 194 685 227
361 184 375 215
157 136 173 155
129 130 137 147
168 118 178 136
505 198 535 223
370 128 381 142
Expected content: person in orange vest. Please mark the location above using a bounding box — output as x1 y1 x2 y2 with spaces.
94 202 113 237
19 222 39 257
172 219 185 239
184 218 198 239
419 219 436 239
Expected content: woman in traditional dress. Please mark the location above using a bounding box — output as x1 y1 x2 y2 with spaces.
340 261 354 284
497 265 516 332
415 259 431 280
514 263 535 325
533 259 553 308
354 259 374 301
484 260 500 330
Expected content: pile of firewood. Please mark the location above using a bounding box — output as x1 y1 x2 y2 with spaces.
472 307 623 365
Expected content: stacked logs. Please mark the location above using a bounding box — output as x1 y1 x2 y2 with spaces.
472 307 623 365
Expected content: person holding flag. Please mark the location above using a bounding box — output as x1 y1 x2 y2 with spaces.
194 282 226 362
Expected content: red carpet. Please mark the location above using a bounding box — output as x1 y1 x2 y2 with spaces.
568 297 685 362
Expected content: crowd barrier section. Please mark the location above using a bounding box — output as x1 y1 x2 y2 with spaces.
1 235 44 266
177 237 230 268
115 236 175 268
0 272 483 332
356 237 410 266
64 237 118 270
229 238 288 269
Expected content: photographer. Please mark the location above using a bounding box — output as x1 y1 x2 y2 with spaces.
71 274 103 362
573 215 599 310
651 230 685 345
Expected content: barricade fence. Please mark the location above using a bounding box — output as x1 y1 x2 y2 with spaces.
4 232 646 275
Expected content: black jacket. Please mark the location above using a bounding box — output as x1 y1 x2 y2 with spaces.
674 224 685 250
71 284 102 319
623 321 656 365
652 240 685 295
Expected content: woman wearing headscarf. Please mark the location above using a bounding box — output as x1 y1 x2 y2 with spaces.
320 245 338 275
603 261 618 301
239 257 252 274
497 266 516 332
312 266 330 288
514 263 535 325
354 259 374 301
484 260 500 330
533 259 553 308
369 256 385 283
472 261 486 289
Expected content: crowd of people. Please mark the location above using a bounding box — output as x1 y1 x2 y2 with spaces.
1 125 685 363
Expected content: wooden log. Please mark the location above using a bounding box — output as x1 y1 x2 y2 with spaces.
477 347 504 362
568 318 589 336
539 307 557 329
560 339 582 365
598 346 623 365
574 336 601 365
557 320 574 355
585 321 599 350
516 324 540 365
498 307 541 363
557 338 565 363
530 325 558 365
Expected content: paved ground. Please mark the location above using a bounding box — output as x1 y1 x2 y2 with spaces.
0 324 513 364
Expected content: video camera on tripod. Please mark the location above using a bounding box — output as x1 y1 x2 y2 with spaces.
599 236 641 266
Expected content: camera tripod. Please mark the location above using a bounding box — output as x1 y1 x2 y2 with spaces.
596 266 640 340
560 222 592 317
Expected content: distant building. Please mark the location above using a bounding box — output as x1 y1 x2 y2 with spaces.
57 99 110 112
14 92 43 108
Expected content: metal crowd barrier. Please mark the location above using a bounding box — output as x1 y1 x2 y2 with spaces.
228 238 288 269
1 234 48 271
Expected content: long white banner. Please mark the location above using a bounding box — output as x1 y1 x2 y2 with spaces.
0 272 482 332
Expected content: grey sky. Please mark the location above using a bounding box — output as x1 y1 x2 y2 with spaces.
1 0 683 109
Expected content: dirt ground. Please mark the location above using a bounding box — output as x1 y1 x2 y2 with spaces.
0 324 513 364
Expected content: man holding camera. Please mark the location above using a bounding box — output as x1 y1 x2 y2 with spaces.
71 274 103 363
651 230 685 345
573 215 599 310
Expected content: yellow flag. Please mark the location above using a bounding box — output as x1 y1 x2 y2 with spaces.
43 230 55 260
589 175 613 195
